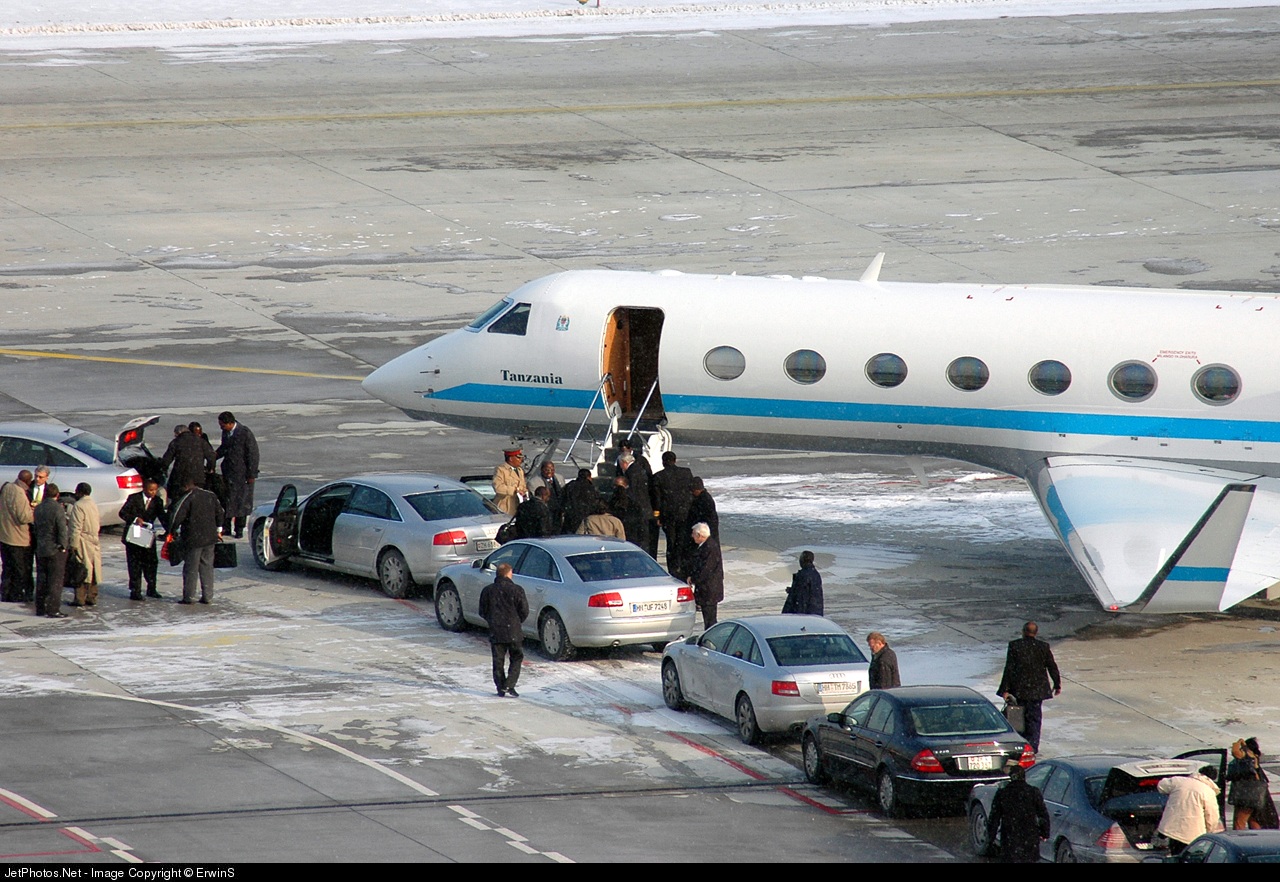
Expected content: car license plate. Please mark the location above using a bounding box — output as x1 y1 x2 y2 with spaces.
960 755 996 771
476 539 498 552
630 600 669 615
815 682 856 695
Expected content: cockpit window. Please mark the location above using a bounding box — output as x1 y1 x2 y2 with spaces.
487 302 531 336
466 298 513 331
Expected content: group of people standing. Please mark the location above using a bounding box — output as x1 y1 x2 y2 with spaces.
0 469 101 618
0 411 259 616
492 443 726 628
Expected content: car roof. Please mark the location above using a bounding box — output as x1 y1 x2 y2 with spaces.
873 685 993 706
507 536 642 554
338 473 478 494
1201 831 1280 853
720 615 850 639
0 422 84 443
1036 755 1149 774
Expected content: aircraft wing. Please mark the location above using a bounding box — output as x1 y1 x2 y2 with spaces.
1029 456 1280 613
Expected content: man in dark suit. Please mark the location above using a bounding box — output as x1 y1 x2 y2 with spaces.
987 763 1050 863
997 621 1062 753
169 478 224 605
478 563 529 697
216 411 259 539
686 521 724 629
867 631 901 689
119 479 167 600
652 451 694 576
514 486 554 539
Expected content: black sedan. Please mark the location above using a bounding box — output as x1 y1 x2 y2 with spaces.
801 685 1032 816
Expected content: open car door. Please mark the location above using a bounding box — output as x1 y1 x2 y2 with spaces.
269 485 300 559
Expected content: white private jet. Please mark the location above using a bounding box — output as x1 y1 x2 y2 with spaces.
361 255 1280 614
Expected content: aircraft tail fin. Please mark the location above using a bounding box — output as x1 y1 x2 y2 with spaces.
1127 483 1255 614
860 252 885 283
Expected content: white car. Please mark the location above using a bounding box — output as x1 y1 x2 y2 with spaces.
251 473 508 597
0 416 162 525
661 615 871 744
434 536 696 660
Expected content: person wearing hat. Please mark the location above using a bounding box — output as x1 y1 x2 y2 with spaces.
987 762 1050 863
493 448 528 517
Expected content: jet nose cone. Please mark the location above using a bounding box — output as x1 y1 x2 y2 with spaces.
362 350 429 410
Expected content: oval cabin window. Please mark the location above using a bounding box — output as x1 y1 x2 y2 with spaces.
1028 360 1072 396
704 346 746 381
947 356 990 391
1109 361 1157 401
784 350 827 385
1192 364 1241 405
865 353 908 388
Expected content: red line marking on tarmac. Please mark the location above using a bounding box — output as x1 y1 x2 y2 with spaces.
611 704 633 716
777 786 872 815
0 792 52 820
664 732 768 780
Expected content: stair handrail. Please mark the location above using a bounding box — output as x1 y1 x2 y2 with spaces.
562 373 612 464
624 377 660 444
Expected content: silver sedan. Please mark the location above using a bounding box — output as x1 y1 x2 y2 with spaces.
0 415 162 526
661 615 871 744
433 536 697 660
251 473 507 597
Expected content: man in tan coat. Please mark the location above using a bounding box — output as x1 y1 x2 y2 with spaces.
68 483 102 608
0 470 36 602
492 448 528 517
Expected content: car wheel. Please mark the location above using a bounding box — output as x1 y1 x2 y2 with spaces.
968 803 992 856
802 734 829 785
377 549 412 598
250 520 288 571
1055 839 1077 864
735 694 761 745
434 581 466 632
877 768 901 817
661 660 685 710
539 610 575 661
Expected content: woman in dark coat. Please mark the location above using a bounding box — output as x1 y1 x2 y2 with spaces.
782 550 823 615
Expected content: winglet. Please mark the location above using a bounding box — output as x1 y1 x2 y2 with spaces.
859 252 885 283
1127 483 1256 614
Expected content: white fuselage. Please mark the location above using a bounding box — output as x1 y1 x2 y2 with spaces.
362 269 1280 481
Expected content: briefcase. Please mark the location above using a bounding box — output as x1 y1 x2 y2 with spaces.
213 541 238 569
1003 699 1026 734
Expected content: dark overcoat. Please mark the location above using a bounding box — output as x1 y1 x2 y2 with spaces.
478 576 529 644
997 636 1061 701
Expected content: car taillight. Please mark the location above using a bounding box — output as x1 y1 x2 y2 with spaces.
432 530 468 546
117 474 143 490
1019 744 1036 768
588 592 623 608
1096 823 1128 850
911 749 945 773
771 680 800 696
676 586 694 603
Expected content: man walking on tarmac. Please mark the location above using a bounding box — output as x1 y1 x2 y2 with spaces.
997 621 1061 754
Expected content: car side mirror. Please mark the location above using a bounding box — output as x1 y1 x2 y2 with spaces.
828 712 844 725
472 559 484 569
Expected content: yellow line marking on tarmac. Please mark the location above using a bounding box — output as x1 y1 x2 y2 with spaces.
5 79 1280 131
0 347 366 381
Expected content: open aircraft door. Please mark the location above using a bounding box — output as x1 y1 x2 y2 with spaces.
601 307 666 423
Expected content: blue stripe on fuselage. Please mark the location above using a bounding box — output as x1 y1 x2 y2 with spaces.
1165 566 1231 582
426 384 1280 443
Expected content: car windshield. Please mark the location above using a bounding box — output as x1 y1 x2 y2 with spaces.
909 702 1008 736
767 633 867 667
566 550 669 582
403 489 497 521
63 431 115 465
